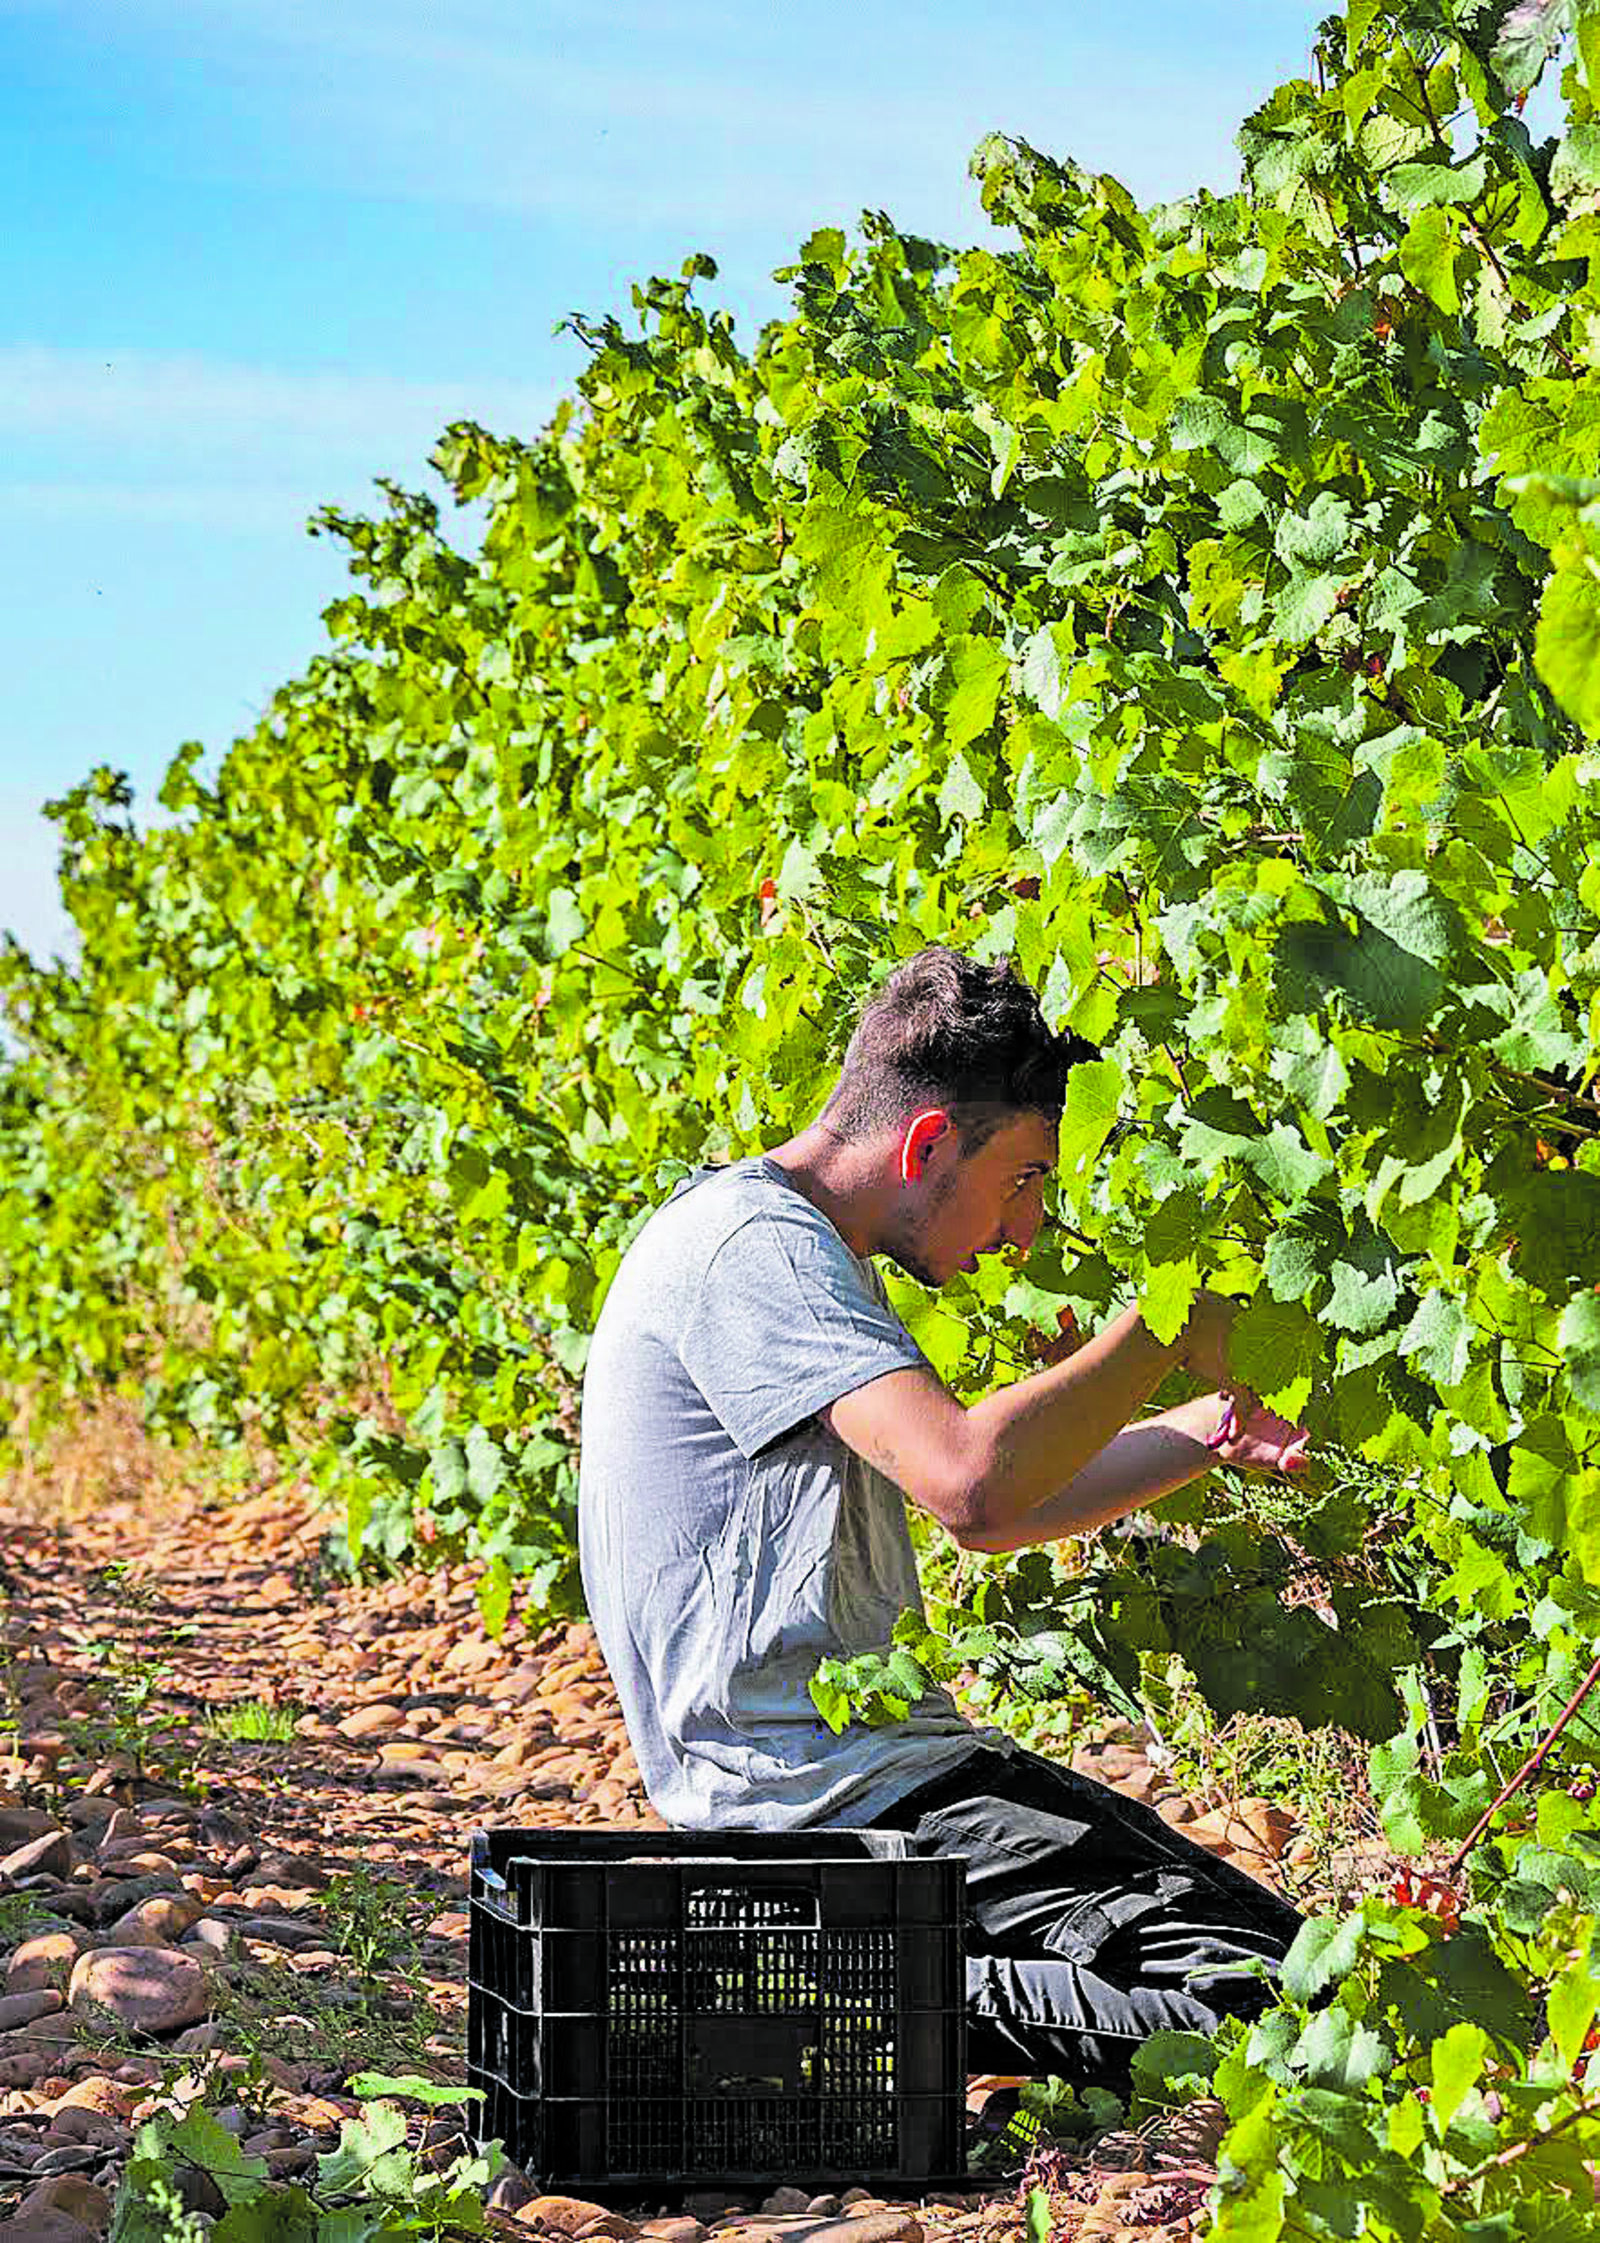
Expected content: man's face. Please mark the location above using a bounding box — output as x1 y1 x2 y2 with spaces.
888 1108 1057 1289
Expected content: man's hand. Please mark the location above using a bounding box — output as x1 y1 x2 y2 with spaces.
1206 1390 1310 1475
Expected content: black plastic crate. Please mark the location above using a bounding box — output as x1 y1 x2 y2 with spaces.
467 1828 965 2192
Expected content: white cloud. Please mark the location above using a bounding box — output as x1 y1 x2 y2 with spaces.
1 348 561 462
3 479 351 534
77 0 1296 234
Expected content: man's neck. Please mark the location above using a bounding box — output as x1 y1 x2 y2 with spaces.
760 1123 895 1260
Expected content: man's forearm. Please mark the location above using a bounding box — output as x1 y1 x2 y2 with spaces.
957 1393 1220 1551
827 1294 1236 1546
955 1298 1222 1529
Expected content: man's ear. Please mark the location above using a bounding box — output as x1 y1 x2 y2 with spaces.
900 1108 951 1183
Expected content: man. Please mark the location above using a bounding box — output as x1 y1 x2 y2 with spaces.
579 946 1305 2088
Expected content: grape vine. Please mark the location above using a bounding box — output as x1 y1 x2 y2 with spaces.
6 3 1600 2222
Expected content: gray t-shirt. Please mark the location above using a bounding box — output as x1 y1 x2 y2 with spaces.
578 1157 987 1830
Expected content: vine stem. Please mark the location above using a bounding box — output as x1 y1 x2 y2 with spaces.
1444 2092 1600 2195
1445 1645 1600 1878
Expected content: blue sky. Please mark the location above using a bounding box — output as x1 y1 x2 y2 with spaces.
4 0 1326 961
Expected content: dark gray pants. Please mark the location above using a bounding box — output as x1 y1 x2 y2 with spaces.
869 1745 1301 2089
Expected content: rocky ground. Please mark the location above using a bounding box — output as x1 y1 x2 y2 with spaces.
0 1484 1393 2241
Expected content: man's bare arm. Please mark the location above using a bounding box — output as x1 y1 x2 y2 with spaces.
823 1296 1233 1545
952 1394 1222 1549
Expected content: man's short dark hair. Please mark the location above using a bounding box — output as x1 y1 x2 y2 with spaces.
822 946 1096 1147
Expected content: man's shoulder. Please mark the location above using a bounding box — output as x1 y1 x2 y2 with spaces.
651 1158 845 1261
606 1160 876 1326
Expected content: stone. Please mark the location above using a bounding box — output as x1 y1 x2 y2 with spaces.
51 1875 181 1928
250 1570 299 1608
253 1851 321 1888
807 2218 922 2243
50 2077 138 2117
172 2021 223 2051
46 2105 127 2149
231 1914 330 1952
106 1894 205 1945
80 1762 131 1796
338 1703 408 1739
805 2202 840 2219
163 2161 227 2217
19 1733 70 1769
111 2060 163 2086
0 1806 62 1847
95 1850 181 1877
1181 1811 1236 1856
684 2195 753 2224
275 2092 348 2128
196 1806 253 1854
25 2176 112 2226
184 1916 236 1955
760 2190 813 2216
60 1801 115 1832
0 2049 54 2087
1234 1798 1297 1859
69 1947 211 2035
487 2167 540 2213
1224 1846 1279 1887
100 1832 195 1865
14 2009 77 2045
234 1884 315 1912
2 2208 99 2243
0 1988 64 2031
639 2222 706 2243
0 1828 74 1883
513 2194 623 2235
261 2144 316 2177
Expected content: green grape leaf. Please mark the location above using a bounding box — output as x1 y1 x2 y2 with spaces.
1399 206 1463 313
1282 1913 1365 2005
1265 1225 1320 1303
1400 1292 1472 1389
1292 2006 1393 2092
315 2102 412 2198
1545 1953 1600 2070
1536 560 1600 735
1228 1298 1322 1418
1389 154 1487 209
1274 491 1352 569
1057 1059 1125 1196
1326 1257 1399 1335
1429 2020 1491 2130
936 750 987 824
944 636 1010 751
1558 1289 1600 1416
1141 1257 1200 1346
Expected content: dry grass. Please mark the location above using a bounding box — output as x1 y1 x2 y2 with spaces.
0 1388 235 1525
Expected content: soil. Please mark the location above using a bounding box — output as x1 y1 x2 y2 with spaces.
0 1484 1397 2241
